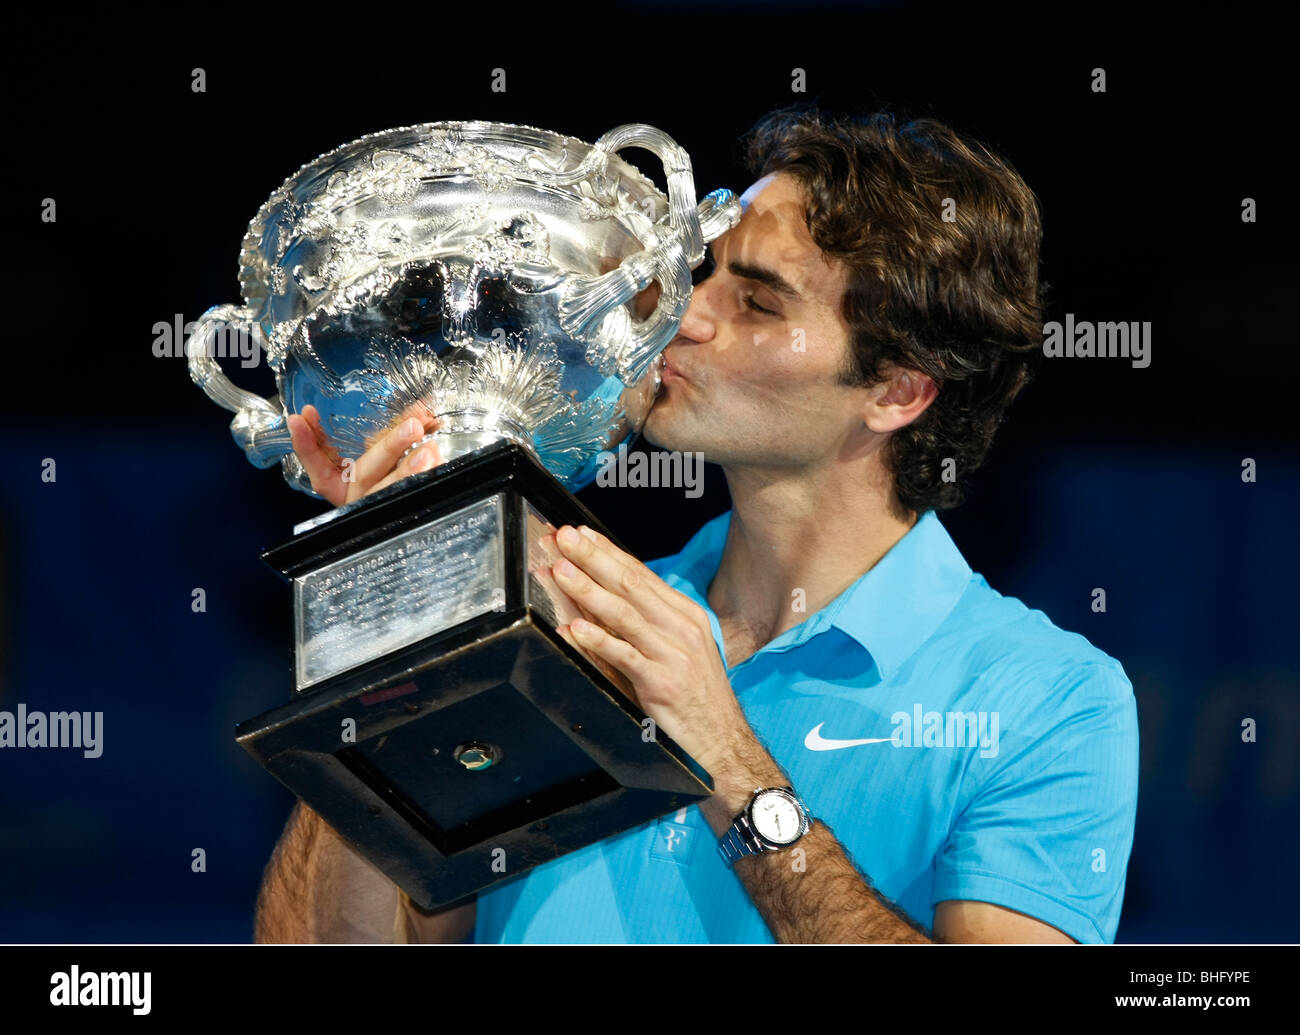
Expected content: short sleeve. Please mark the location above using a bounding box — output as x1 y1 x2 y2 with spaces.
931 661 1139 943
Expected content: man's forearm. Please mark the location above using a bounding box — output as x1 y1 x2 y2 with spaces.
698 736 932 944
254 801 403 943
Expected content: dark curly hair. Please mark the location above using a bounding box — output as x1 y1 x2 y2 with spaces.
742 104 1045 514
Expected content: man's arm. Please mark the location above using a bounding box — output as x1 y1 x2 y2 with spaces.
546 522 1079 944
697 746 929 943
933 900 1074 943
396 888 477 944
254 801 475 943
697 737 1074 944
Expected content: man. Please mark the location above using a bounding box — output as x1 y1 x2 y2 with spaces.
257 105 1139 944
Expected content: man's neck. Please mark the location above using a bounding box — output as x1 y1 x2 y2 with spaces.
706 462 917 650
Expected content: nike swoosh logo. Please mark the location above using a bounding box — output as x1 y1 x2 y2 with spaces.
804 723 893 751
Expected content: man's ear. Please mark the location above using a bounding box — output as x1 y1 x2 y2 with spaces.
863 366 939 434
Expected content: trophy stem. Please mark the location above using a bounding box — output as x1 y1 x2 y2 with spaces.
404 409 533 465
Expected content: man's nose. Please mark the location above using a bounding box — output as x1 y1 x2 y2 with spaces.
675 279 717 344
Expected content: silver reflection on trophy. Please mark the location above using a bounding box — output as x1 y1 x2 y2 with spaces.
187 120 740 495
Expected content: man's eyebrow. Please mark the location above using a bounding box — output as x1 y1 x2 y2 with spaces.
725 259 803 302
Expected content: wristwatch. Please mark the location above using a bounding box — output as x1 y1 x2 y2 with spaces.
718 786 812 866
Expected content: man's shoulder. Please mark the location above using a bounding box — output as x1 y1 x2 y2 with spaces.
930 571 1134 706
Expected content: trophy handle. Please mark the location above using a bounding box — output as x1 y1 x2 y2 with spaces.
187 304 308 489
558 124 742 384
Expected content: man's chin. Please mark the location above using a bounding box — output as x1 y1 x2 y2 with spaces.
639 407 677 452
642 395 717 455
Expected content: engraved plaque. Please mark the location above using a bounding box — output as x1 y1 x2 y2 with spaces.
293 494 506 689
523 500 583 633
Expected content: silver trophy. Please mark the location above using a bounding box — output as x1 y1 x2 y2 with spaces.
189 121 739 909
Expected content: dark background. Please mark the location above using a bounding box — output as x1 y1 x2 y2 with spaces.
3 4 1296 942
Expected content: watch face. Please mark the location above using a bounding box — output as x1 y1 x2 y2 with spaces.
751 792 802 845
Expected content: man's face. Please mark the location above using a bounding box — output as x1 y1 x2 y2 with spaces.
641 172 868 472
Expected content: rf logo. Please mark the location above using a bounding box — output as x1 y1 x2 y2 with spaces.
650 818 695 866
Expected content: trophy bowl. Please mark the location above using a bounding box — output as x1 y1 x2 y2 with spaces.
189 119 740 495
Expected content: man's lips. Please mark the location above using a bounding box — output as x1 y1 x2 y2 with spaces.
661 351 689 384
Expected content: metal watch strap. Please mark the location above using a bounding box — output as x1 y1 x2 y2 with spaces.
718 785 806 866
718 814 758 865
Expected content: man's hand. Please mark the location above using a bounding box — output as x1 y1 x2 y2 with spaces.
286 403 443 506
548 522 755 780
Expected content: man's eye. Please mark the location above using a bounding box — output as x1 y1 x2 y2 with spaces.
743 293 777 316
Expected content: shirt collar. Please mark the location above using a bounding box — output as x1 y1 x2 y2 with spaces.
650 508 973 681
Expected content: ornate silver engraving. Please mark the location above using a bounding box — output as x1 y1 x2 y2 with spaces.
187 121 741 496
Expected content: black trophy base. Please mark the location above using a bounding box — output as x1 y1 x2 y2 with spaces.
238 439 713 911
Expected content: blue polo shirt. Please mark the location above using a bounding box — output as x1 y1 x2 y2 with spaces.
473 508 1139 943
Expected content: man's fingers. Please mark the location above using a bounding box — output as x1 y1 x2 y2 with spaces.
288 412 346 506
358 442 444 500
350 416 434 493
301 405 342 464
556 618 640 705
292 404 445 507
556 524 700 626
